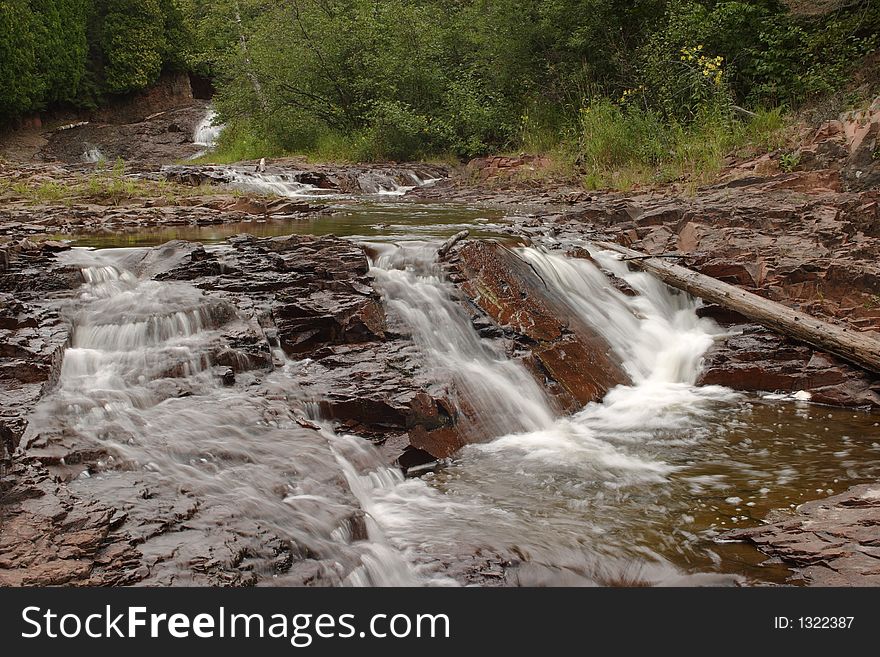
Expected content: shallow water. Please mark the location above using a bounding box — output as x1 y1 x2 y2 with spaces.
35 195 880 586
57 201 511 249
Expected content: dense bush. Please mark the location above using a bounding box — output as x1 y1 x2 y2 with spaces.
0 0 190 119
188 0 877 163
3 0 877 169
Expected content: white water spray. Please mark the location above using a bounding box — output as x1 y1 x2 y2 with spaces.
33 250 440 586
193 108 224 148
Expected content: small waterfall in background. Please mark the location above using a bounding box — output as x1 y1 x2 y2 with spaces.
226 169 333 197
81 146 104 163
193 108 224 149
224 168 440 198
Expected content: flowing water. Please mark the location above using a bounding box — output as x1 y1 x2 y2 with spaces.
30 252 449 586
367 243 880 584
193 108 224 149
32 189 880 586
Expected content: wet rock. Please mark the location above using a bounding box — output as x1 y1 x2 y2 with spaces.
697 324 880 408
841 96 880 191
396 445 440 477
153 234 456 457
42 99 209 163
725 484 880 586
0 461 143 586
162 162 447 196
0 246 75 463
446 240 630 412
220 367 236 386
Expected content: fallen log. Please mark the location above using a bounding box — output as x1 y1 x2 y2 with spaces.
438 229 469 259
594 241 880 376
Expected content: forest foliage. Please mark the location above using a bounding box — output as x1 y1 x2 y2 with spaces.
180 0 878 164
2 0 878 177
0 0 189 118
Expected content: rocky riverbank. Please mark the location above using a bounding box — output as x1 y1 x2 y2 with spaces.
2 95 880 586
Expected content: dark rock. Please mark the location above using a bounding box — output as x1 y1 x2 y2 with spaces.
447 240 630 412
295 171 338 189
155 234 456 457
725 484 880 586
395 446 439 476
220 367 236 386
0 249 73 464
697 324 880 408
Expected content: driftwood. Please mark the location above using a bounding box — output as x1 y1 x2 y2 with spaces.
438 229 470 259
595 241 880 376
620 253 686 261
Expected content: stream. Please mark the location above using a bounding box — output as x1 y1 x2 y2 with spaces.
29 174 880 587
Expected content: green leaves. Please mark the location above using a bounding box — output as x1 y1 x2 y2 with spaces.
0 0 190 118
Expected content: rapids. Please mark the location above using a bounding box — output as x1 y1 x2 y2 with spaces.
25 194 880 586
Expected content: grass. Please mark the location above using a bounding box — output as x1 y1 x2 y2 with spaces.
193 119 465 166
0 159 247 206
549 100 797 192
179 100 800 193
188 123 288 165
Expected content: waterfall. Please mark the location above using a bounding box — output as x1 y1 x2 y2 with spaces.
33 250 444 587
226 169 329 197
31 241 755 586
370 242 556 440
361 243 743 584
193 108 224 148
370 241 734 446
225 168 441 198
81 147 104 163
521 248 719 385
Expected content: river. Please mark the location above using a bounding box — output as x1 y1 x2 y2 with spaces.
27 173 880 586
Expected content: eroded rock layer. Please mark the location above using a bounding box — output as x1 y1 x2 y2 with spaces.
445 240 630 413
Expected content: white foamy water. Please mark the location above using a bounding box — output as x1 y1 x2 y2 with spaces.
364 242 746 584
225 168 440 199
226 169 331 197
31 250 438 587
193 108 224 147
371 242 557 439
29 240 879 586
82 147 104 163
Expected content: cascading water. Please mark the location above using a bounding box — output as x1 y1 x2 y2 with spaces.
29 250 444 586
25 232 880 586
370 242 557 440
224 168 440 199
82 147 104 163
193 109 224 148
226 169 331 197
362 242 765 584
369 241 711 470
519 247 739 434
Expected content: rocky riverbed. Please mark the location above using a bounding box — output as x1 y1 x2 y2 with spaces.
2 94 880 586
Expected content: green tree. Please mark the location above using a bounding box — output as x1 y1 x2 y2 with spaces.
0 0 42 117
99 0 167 93
32 0 90 105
